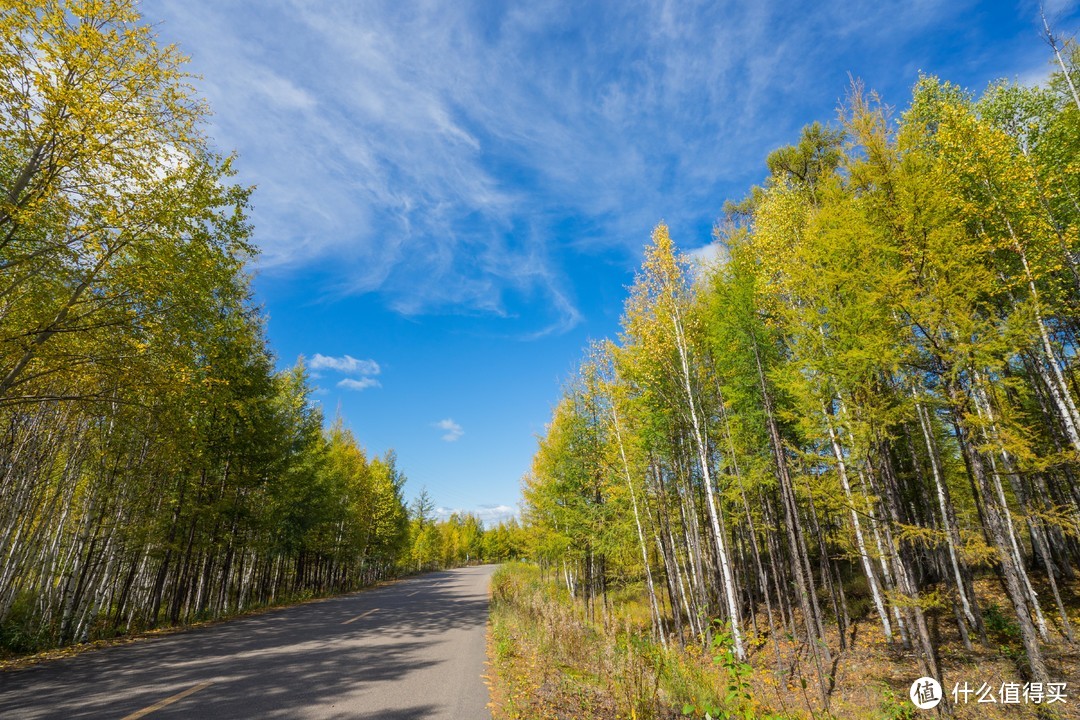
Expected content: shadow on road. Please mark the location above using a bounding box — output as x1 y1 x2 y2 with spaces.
0 567 494 719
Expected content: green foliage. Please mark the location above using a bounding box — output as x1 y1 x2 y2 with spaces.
404 502 523 573
0 0 417 653
516 30 1080 715
983 603 1022 640
680 622 754 720
878 684 916 720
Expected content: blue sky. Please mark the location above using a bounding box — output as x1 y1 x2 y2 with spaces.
142 0 1077 525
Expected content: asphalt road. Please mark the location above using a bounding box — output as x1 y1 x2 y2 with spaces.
0 565 496 719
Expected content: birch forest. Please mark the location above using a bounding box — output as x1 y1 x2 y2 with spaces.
0 0 433 653
519 49 1080 714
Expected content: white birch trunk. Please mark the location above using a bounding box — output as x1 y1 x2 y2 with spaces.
971 373 1050 641
611 403 666 648
823 404 893 641
1002 215 1080 452
1043 10 1080 111
914 396 978 628
670 303 744 659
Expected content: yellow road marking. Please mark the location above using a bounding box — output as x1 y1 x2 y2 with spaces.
120 680 213 720
342 607 378 625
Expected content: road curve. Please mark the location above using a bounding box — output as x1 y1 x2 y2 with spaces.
0 564 496 719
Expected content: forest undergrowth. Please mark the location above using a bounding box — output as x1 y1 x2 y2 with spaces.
487 563 1080 720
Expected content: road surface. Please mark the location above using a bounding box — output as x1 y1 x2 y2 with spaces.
0 565 496 719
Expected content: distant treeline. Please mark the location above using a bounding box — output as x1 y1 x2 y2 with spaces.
406 491 528 573
522 42 1080 707
0 0 521 654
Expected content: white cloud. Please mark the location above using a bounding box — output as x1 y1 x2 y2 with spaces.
337 377 381 391
145 0 1035 337
1042 0 1078 17
434 503 517 527
308 353 382 391
686 242 729 267
686 242 730 282
310 353 381 376
434 418 464 442
476 504 518 526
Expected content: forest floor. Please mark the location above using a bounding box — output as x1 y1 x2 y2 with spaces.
486 563 1080 719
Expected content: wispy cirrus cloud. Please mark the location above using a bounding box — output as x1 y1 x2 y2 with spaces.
337 377 381 391
147 0 1042 337
310 353 380 376
434 419 464 442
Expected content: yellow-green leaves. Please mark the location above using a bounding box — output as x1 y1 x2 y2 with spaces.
0 0 250 405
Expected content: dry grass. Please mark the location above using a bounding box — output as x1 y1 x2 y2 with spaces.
487 564 624 719
487 564 1080 719
487 563 756 719
775 574 1080 720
